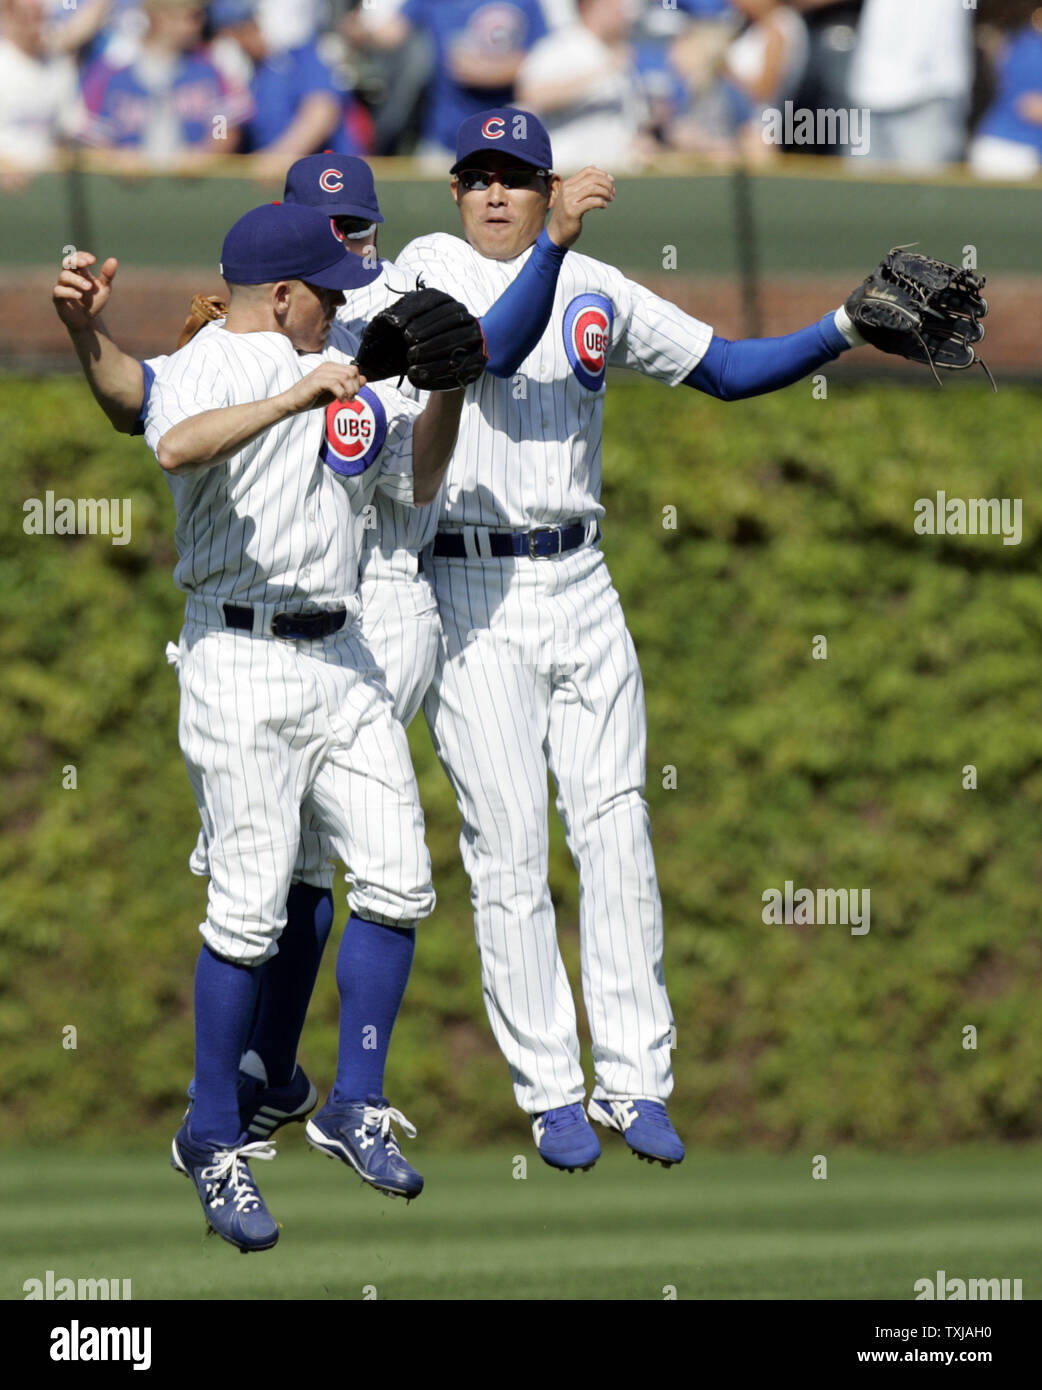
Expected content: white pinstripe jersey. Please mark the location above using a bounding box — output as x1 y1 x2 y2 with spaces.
143 319 422 605
394 232 715 529
331 260 443 572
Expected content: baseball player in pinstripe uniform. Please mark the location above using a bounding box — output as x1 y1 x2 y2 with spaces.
51 154 613 1179
386 107 869 1172
139 201 469 1251
53 123 869 1179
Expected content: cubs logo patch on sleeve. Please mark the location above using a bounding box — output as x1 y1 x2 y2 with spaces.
563 294 614 391
320 386 387 476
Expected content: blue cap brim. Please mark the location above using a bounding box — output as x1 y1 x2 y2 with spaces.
285 191 385 222
301 252 383 291
450 148 545 175
318 201 385 224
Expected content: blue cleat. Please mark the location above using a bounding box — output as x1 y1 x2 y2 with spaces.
170 1123 279 1252
184 1051 318 1141
305 1095 424 1200
531 1104 601 1172
587 1097 685 1167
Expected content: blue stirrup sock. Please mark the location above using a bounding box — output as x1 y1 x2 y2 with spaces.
331 913 416 1104
246 882 335 1087
190 944 262 1146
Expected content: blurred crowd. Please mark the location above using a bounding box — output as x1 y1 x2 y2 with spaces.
2 0 1042 184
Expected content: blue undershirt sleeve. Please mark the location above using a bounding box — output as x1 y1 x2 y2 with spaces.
685 313 850 401
479 229 568 378
131 359 155 436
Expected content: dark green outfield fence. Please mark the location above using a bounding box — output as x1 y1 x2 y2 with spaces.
4 157 1041 274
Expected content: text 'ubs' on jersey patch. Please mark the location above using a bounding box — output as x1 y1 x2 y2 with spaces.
563 293 614 392
320 386 387 476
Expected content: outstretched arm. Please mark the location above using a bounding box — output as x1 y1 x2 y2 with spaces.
685 310 863 402
52 252 145 432
689 246 992 400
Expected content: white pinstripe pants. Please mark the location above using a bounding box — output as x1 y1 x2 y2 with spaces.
293 568 442 886
424 543 675 1113
177 615 434 965
184 572 442 891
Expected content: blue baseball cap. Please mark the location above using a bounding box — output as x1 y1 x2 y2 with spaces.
451 108 553 174
284 153 384 223
219 203 382 289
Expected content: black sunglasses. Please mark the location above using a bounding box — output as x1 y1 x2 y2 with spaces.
333 215 376 238
457 167 551 192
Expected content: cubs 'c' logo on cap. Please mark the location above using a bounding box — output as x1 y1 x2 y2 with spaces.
319 168 344 193
469 5 525 54
320 387 387 476
481 116 506 141
563 294 614 391
330 217 347 243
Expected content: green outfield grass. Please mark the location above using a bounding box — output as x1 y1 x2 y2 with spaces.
2 1145 1040 1301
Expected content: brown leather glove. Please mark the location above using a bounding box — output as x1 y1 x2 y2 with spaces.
176 294 228 349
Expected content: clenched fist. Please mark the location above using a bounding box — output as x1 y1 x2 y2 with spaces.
546 167 616 250
281 362 366 415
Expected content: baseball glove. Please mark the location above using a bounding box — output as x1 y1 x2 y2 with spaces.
845 248 993 387
354 288 487 391
176 293 228 349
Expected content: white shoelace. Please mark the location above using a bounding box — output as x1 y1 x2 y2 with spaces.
201 1141 276 1213
360 1104 417 1149
611 1100 638 1132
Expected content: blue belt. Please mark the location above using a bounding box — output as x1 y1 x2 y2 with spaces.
432 521 598 560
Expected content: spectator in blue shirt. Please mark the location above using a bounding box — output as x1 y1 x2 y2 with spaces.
361 0 548 161
210 0 371 161
970 14 1042 179
79 0 250 169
